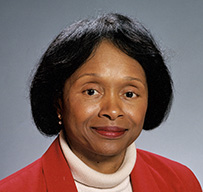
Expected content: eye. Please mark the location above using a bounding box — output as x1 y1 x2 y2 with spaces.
124 91 137 98
84 89 99 96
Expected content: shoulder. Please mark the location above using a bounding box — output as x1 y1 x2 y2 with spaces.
0 158 46 192
136 149 202 191
137 148 189 172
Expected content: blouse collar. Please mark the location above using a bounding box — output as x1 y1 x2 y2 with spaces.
59 130 136 188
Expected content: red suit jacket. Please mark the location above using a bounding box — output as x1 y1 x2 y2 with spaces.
0 137 202 191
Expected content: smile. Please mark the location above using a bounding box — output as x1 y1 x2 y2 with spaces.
91 126 128 139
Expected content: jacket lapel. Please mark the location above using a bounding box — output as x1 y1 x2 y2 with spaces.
130 150 161 192
41 138 166 192
41 137 78 192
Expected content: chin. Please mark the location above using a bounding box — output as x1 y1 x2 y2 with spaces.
91 141 130 157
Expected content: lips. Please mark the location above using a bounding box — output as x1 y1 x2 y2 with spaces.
91 126 128 138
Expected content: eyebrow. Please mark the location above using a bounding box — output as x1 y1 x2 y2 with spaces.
123 76 145 84
76 73 146 86
77 73 100 80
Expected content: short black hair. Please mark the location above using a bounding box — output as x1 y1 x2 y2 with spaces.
30 13 173 136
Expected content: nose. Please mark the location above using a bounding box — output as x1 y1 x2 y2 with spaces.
98 94 124 120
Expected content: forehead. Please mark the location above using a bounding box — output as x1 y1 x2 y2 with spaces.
70 40 147 83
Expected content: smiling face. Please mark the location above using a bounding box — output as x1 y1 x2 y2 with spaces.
60 41 148 170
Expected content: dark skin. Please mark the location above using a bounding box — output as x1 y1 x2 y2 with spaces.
58 41 148 174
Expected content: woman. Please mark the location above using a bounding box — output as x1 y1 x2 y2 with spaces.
0 13 202 191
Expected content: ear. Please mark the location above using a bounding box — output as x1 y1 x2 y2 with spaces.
56 99 63 116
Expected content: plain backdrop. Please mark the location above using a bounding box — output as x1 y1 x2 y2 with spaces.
0 0 202 187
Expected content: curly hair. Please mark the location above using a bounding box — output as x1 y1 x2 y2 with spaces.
30 13 173 136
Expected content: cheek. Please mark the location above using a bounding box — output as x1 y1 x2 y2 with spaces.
65 98 99 126
127 101 148 126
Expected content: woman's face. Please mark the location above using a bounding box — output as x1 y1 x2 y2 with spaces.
60 41 148 163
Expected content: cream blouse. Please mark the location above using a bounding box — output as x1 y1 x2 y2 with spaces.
59 131 136 192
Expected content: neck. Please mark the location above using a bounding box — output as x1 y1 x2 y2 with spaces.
59 130 136 189
70 143 126 174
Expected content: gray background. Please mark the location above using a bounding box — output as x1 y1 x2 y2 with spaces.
0 0 202 187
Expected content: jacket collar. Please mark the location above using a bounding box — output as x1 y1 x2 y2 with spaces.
42 137 78 192
41 137 161 192
130 149 162 192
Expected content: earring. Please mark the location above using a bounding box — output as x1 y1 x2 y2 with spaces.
58 114 62 125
